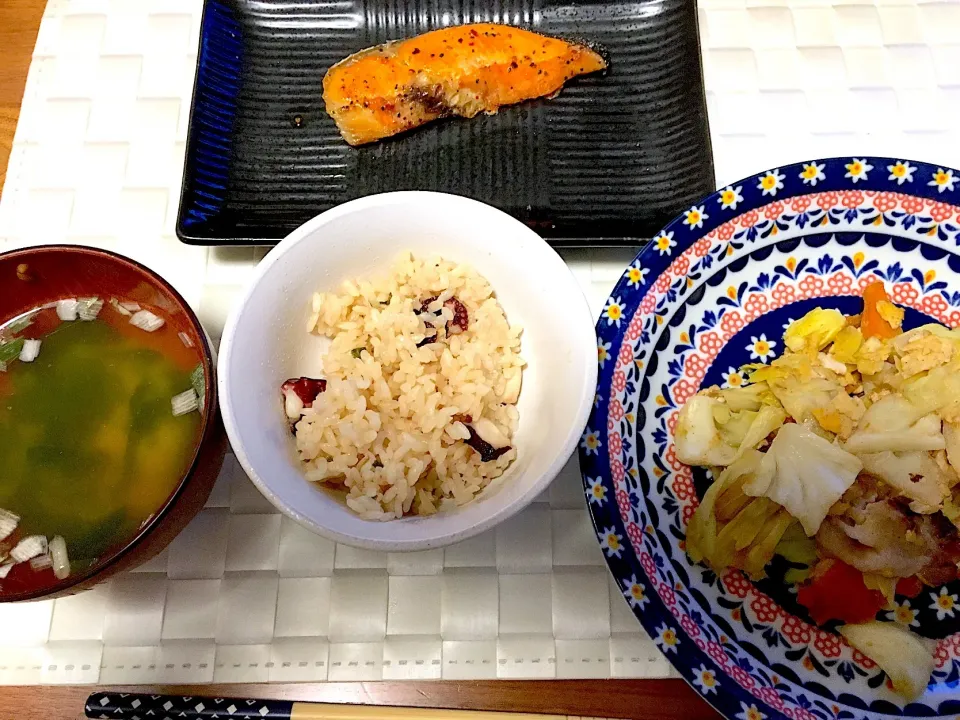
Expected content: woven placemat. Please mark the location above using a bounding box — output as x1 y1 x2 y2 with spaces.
2 0 960 686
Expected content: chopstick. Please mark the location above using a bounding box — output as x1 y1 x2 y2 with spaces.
85 692 610 720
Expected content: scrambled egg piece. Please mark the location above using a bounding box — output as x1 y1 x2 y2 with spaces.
830 326 863 364
811 408 844 436
897 332 954 378
876 300 904 330
812 390 866 439
818 352 848 375
784 309 845 354
856 337 891 376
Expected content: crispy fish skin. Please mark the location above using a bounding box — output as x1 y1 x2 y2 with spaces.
322 23 607 146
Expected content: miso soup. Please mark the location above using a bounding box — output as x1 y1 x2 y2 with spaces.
0 298 205 594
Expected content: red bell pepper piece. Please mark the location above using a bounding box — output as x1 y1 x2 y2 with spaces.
796 561 886 625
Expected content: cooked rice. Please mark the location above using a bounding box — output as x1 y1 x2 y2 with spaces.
295 252 525 520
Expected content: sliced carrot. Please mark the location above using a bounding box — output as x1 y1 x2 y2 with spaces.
861 281 899 339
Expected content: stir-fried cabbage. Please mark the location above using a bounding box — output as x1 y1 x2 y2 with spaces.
893 329 955 378
858 451 951 513
892 323 960 349
933 448 960 488
902 363 960 419
672 296 960 703
750 352 846 423
739 510 794 579
676 391 786 466
900 323 960 343
687 452 756 566
784 308 845 354
777 522 818 565
844 394 945 454
777 521 818 582
733 405 786 460
770 374 845 423
839 622 935 700
674 395 738 466
742 423 862 536
712 404 754 447
686 450 795 579
945 420 960 471
719 381 777 412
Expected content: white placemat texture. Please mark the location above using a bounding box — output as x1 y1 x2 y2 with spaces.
0 0 958 686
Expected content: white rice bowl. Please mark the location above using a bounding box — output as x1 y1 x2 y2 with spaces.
295 253 524 519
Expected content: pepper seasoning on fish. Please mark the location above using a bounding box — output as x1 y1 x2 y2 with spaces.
322 23 608 146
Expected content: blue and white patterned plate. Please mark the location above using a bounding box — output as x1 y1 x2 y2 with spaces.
579 157 960 720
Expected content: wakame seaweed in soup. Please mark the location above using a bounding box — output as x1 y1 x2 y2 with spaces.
0 298 204 593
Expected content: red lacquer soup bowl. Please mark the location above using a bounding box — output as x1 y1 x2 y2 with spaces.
0 245 226 601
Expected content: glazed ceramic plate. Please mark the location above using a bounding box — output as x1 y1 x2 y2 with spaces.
579 157 960 719
175 0 714 246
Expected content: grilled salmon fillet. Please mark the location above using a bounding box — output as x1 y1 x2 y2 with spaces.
322 23 607 146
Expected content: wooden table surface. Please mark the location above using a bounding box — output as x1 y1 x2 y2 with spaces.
0 1 720 718
0 0 45 193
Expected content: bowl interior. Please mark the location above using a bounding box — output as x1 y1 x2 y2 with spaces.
0 245 219 601
220 192 597 550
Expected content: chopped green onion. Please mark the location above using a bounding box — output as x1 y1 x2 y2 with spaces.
0 509 19 542
190 364 205 408
56 299 79 321
30 553 52 571
77 297 103 321
0 339 24 365
10 535 47 563
4 314 34 336
109 298 132 316
49 536 70 580
19 339 41 363
130 309 164 332
172 389 199 417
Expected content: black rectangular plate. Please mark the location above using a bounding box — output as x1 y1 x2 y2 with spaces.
177 0 714 246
